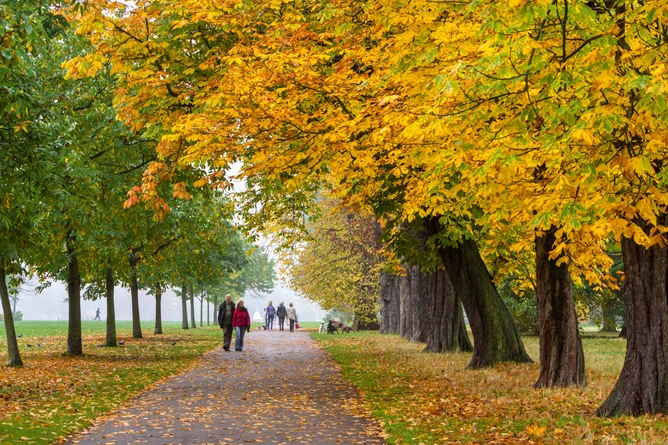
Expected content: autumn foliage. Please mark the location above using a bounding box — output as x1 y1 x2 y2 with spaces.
56 0 668 419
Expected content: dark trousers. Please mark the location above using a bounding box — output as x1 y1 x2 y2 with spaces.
266 315 275 329
278 316 285 330
222 323 233 350
289 319 295 332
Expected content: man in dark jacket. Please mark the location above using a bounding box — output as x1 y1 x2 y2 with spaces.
217 294 235 351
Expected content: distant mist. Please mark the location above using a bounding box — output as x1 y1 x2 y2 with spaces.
14 280 324 322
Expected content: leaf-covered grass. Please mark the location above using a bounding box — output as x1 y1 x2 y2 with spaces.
0 321 222 445
314 332 668 444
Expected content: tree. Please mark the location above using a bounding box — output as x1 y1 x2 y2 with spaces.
287 198 383 329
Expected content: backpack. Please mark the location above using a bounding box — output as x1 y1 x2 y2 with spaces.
267 305 276 316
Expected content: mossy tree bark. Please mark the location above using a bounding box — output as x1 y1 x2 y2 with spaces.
0 266 23 366
535 228 585 388
66 233 82 356
437 238 531 369
105 268 117 347
181 283 189 329
600 300 618 332
154 283 163 334
380 271 401 334
597 218 668 416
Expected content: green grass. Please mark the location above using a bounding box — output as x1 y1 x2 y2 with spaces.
313 331 668 444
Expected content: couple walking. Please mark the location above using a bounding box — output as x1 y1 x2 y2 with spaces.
265 301 298 332
217 294 251 351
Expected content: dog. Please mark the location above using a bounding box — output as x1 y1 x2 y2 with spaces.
319 322 326 334
327 320 340 334
341 324 355 333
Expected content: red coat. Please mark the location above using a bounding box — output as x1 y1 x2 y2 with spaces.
232 308 251 328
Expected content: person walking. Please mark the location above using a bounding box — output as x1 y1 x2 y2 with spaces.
94 308 101 321
232 300 252 351
266 301 276 330
276 302 287 331
217 294 235 351
287 303 298 333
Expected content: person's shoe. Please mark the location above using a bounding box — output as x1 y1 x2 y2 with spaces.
223 347 229 351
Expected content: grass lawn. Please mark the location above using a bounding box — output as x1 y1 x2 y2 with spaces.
0 320 223 445
313 331 668 445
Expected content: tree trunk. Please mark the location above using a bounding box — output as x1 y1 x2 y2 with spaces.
189 285 196 329
0 266 22 367
399 272 416 340
437 238 531 369
408 265 429 343
534 228 585 388
597 219 668 416
154 283 163 334
423 268 473 353
66 234 82 356
181 283 189 330
130 267 142 339
199 295 203 327
458 303 473 352
105 268 117 347
380 271 401 334
600 299 618 332
207 296 210 326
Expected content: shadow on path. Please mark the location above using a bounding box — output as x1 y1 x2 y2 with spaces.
66 329 386 445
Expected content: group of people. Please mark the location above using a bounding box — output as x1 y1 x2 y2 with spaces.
264 301 298 332
216 295 299 352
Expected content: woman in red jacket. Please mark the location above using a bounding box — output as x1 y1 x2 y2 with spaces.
232 300 252 351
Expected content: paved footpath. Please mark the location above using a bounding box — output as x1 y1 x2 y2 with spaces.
66 329 385 445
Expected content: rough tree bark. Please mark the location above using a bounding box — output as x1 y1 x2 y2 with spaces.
380 271 401 334
399 270 418 341
423 268 473 353
534 228 585 388
128 254 142 339
437 237 531 369
66 234 82 355
181 283 189 330
189 284 196 329
0 266 22 366
407 265 430 343
154 283 163 335
597 218 668 416
105 268 117 347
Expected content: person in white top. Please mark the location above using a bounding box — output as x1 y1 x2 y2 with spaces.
287 303 298 333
